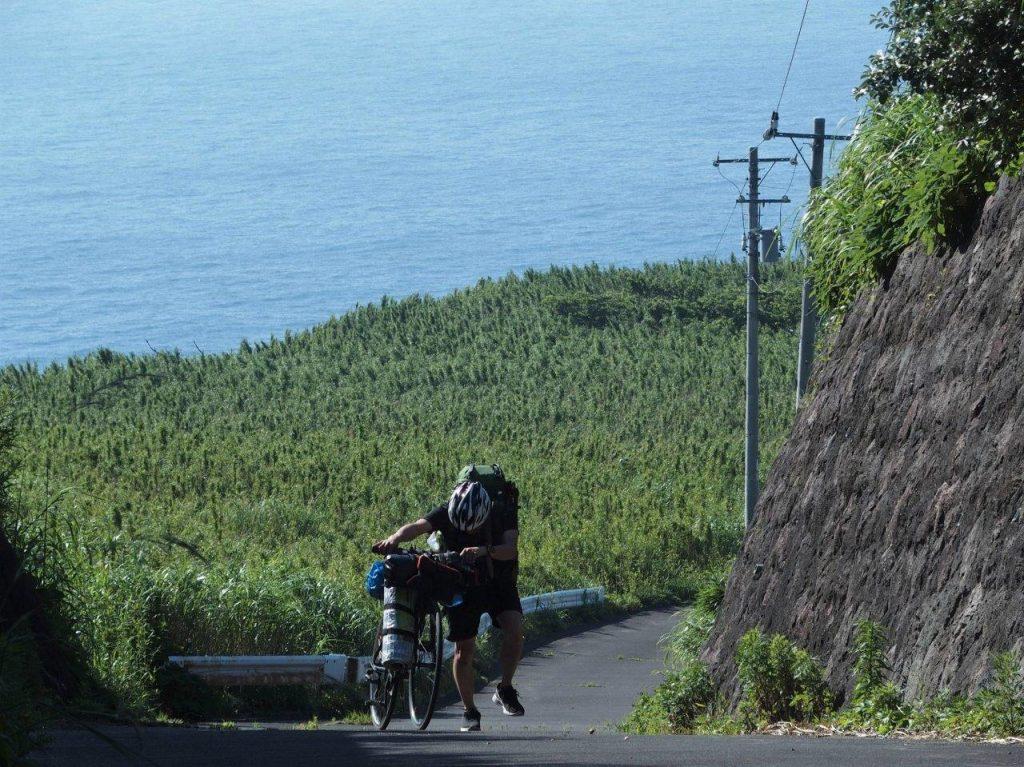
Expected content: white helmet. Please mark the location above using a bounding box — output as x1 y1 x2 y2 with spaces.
448 481 491 532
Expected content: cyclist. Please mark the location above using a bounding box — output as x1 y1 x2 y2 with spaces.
374 475 525 732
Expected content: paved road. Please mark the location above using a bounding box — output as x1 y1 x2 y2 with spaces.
431 606 680 734
36 608 1024 766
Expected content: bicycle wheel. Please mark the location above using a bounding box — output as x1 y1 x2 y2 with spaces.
368 625 400 730
408 608 444 729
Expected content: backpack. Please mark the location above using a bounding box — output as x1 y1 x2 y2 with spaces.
456 463 519 518
454 463 519 580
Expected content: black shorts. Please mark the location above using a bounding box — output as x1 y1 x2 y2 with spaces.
445 578 522 642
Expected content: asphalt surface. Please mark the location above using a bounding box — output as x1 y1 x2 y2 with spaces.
36 608 1024 766
429 605 680 734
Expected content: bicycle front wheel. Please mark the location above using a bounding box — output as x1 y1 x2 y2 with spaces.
368 625 400 730
408 608 444 729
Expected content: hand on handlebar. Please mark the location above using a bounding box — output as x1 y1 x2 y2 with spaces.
372 537 400 555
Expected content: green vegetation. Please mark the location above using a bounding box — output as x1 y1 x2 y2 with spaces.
622 572 724 734
2 260 803 717
624 612 1024 739
735 629 833 725
1 394 86 765
835 622 1024 739
803 0 1023 316
860 1 1024 163
804 95 992 315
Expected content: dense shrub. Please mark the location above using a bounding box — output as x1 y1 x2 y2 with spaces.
1 396 86 761
804 96 992 315
983 652 1024 736
735 629 833 724
839 620 911 733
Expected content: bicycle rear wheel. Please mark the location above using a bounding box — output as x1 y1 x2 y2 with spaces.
408 608 444 729
368 625 400 730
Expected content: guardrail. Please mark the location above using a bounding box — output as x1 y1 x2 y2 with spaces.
168 586 604 687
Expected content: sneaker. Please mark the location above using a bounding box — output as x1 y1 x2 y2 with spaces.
492 684 525 716
460 707 481 732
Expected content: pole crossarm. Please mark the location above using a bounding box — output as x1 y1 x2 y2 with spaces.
714 156 795 166
769 130 852 141
763 111 853 144
737 196 791 204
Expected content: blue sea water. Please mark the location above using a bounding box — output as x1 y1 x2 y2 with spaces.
1 0 884 366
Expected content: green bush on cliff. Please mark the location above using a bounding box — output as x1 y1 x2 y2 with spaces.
837 620 910 734
836 620 1024 738
804 95 993 316
628 614 1024 738
804 0 1024 316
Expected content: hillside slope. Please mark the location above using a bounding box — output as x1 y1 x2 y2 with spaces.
705 176 1024 701
3 261 802 711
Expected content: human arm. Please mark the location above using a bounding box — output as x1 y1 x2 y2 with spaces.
460 529 518 563
374 518 432 554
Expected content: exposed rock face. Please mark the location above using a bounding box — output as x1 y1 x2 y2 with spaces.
705 176 1024 701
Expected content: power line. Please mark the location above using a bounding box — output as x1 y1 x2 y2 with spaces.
710 200 740 260
715 162 743 197
775 0 812 113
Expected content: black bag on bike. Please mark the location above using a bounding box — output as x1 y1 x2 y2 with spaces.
409 554 474 605
382 553 418 588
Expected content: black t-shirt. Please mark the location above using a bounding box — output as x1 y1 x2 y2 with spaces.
425 502 518 582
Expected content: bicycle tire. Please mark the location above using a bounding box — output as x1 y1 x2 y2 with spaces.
368 625 400 730
408 608 444 730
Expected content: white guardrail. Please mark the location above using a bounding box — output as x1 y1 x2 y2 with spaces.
168 586 605 687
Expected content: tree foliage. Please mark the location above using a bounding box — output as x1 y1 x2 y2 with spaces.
859 0 1024 164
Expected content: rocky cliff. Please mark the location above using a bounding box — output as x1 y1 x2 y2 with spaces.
705 176 1024 701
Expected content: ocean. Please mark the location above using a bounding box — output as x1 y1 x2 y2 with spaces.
1 0 884 365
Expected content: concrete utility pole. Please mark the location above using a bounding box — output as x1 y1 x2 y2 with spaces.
745 147 761 529
764 113 851 409
713 149 793 528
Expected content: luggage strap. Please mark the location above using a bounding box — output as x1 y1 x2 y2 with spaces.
381 627 416 639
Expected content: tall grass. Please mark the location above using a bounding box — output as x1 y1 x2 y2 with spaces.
3 260 804 713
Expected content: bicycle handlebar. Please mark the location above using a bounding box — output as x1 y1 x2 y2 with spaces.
370 544 477 575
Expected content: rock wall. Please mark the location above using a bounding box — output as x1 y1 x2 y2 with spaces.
705 176 1024 701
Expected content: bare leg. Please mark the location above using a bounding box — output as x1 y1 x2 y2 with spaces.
496 610 523 687
453 638 477 710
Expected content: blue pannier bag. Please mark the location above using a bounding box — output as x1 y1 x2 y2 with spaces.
365 560 386 601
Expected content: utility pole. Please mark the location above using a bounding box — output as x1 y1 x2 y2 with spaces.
764 113 851 408
713 149 793 528
744 147 760 530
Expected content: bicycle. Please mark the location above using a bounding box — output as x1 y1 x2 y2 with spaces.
365 545 474 731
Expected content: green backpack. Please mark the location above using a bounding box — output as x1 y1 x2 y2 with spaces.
456 463 519 518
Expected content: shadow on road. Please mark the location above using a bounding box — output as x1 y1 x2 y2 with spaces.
37 725 1024 767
